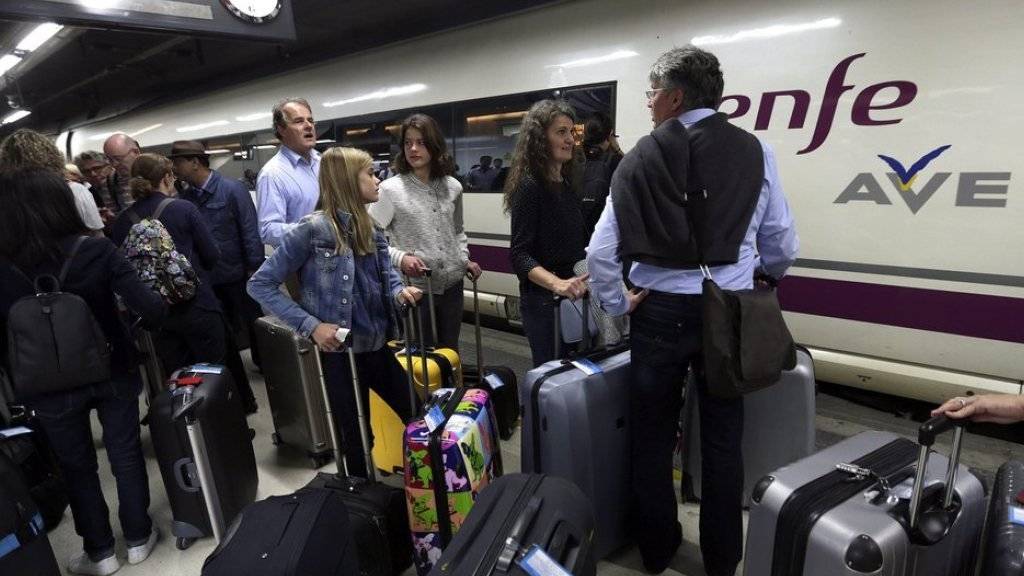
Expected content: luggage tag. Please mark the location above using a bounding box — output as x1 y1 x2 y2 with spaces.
189 364 223 375
0 426 32 439
519 545 572 576
1009 506 1024 526
484 372 505 390
425 404 446 433
570 358 602 376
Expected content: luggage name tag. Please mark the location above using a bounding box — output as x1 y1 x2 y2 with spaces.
519 545 572 576
484 372 505 390
570 358 602 375
1010 506 1024 526
0 426 32 439
190 364 223 375
425 404 446 433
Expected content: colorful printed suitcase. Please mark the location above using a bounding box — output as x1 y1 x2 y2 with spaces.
404 386 502 574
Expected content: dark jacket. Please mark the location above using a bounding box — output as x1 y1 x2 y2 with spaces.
179 170 264 285
612 113 763 268
0 236 166 379
111 192 222 313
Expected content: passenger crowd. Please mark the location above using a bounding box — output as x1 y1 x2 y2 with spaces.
0 44 1001 576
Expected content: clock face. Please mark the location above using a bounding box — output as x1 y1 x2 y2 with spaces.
221 0 282 23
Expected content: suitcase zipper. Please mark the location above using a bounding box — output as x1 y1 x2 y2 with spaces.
771 437 919 576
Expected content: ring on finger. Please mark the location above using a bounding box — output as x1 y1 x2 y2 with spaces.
956 398 967 409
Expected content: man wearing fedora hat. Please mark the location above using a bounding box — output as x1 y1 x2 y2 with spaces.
171 140 262 414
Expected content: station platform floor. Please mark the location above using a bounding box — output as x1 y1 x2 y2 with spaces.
44 323 1024 576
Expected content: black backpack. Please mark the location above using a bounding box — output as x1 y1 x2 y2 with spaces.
6 237 111 398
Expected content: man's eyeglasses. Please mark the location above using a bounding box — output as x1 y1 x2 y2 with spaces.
82 165 107 174
644 88 666 100
106 150 137 164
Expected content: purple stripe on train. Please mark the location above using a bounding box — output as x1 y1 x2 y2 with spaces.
467 244 1024 344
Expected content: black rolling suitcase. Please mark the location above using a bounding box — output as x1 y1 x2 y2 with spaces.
980 459 1024 575
303 343 413 576
461 276 519 440
428 473 597 576
149 364 258 549
0 449 60 576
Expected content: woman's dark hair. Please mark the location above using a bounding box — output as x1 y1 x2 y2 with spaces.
0 168 87 270
502 99 577 213
129 153 173 200
393 113 454 180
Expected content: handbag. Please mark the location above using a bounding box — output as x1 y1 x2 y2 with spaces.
683 186 796 399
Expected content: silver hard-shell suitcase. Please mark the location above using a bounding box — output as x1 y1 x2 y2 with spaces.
253 315 332 468
744 416 984 576
682 346 816 506
520 342 631 559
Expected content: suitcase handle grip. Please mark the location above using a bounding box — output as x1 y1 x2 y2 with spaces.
172 395 204 423
495 495 543 574
173 457 199 493
917 415 965 447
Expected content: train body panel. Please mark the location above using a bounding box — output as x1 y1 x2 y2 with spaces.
66 0 1024 400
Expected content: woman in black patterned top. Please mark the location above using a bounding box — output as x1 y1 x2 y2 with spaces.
504 99 589 366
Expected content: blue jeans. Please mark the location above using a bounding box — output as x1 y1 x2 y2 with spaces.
629 291 744 576
519 283 578 367
25 373 152 559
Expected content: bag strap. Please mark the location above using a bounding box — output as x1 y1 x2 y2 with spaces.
151 197 175 221
58 236 88 287
126 207 141 225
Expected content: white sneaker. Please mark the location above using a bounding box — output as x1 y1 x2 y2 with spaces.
126 527 160 565
68 551 121 576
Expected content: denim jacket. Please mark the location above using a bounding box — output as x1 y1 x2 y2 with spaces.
247 210 404 341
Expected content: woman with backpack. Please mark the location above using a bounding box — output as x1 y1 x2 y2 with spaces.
0 168 166 575
110 154 258 414
368 113 482 351
248 146 422 477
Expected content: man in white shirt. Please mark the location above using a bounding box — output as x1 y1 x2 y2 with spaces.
256 98 321 246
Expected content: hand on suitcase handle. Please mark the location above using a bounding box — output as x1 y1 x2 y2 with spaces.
396 286 423 306
400 254 428 277
312 323 344 352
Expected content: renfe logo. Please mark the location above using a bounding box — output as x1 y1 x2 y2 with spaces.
834 146 1011 213
720 53 916 154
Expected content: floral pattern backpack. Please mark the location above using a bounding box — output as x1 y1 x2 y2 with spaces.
122 197 198 305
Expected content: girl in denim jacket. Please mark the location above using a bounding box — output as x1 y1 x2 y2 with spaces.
249 147 421 476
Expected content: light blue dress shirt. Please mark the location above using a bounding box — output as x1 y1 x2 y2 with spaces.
587 108 799 317
256 146 321 246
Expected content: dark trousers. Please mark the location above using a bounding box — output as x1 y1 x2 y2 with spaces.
157 304 256 410
416 282 464 352
26 374 151 559
321 347 414 478
214 280 263 368
629 291 744 576
519 283 578 367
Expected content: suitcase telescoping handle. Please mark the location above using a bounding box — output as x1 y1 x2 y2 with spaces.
423 268 439 347
472 275 484 372
172 381 227 543
908 414 966 530
310 342 377 481
401 304 418 416
552 293 592 359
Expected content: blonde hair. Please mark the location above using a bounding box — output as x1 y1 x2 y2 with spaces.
129 153 172 200
316 147 375 255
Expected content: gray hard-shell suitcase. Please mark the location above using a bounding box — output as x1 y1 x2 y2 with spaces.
682 346 815 506
254 315 333 468
744 416 985 576
520 342 631 559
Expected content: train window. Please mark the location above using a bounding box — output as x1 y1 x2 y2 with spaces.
452 82 615 193
330 104 452 179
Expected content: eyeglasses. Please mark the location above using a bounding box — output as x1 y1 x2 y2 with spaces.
644 88 666 100
106 150 137 165
82 164 108 174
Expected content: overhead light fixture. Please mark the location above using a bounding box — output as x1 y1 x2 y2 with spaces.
255 144 277 150
89 132 116 141
323 83 427 108
315 138 335 143
2 110 31 124
206 149 231 154
545 50 639 69
692 17 841 46
467 111 527 123
236 112 271 122
0 55 23 76
16 23 63 52
345 128 370 136
176 120 230 133
129 123 163 137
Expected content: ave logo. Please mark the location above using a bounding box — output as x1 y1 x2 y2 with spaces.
834 146 1011 213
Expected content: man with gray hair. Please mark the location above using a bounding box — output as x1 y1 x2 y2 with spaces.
586 46 798 574
75 149 126 229
256 97 321 246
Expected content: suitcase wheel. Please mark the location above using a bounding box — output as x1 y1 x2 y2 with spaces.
176 537 195 550
271 432 281 446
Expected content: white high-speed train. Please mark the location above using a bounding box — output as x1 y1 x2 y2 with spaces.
63 0 1024 404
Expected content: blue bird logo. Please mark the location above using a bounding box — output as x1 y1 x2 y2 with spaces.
877 145 952 191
